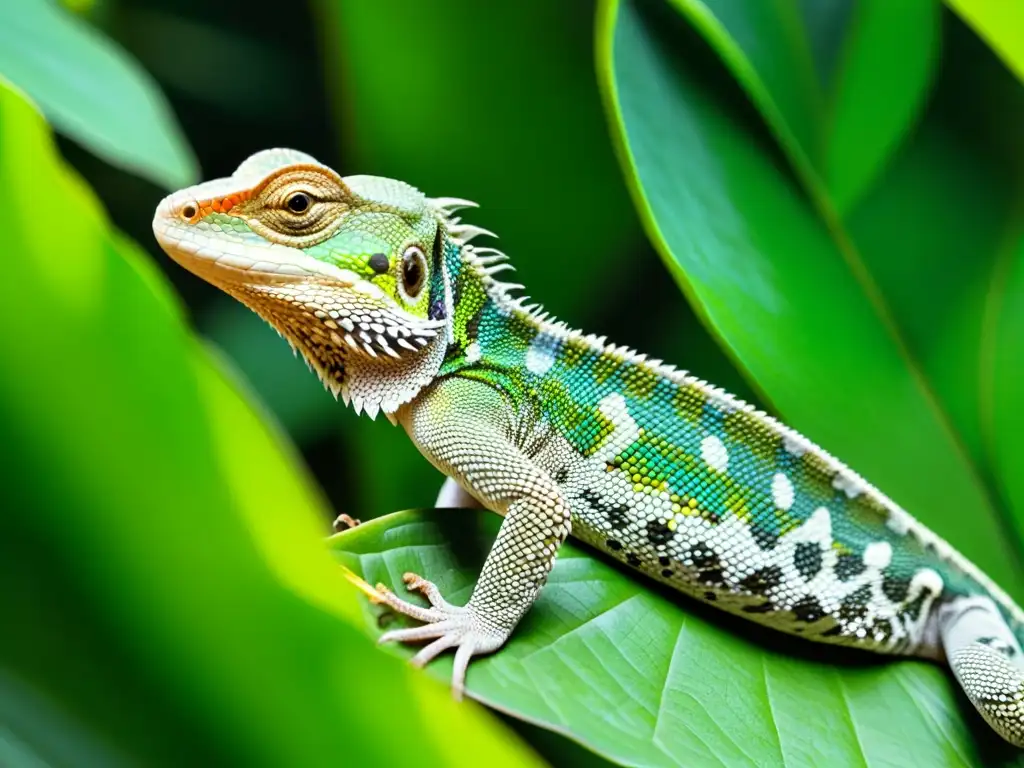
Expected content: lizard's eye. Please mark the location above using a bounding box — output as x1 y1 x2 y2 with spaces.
285 192 311 214
179 201 199 222
401 246 426 300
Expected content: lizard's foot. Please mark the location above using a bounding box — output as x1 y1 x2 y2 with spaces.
374 572 506 698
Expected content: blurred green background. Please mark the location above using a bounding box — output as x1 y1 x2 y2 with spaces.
3 0 1024 765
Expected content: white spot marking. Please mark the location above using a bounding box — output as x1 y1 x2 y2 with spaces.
911 567 944 595
832 471 865 499
706 387 738 414
802 507 833 542
782 433 809 457
771 472 795 511
594 393 640 463
526 332 560 375
700 435 729 473
863 541 893 569
465 341 481 363
885 510 911 536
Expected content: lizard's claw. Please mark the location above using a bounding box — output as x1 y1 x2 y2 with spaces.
375 572 505 698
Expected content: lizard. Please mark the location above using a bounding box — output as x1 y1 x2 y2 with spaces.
153 148 1024 748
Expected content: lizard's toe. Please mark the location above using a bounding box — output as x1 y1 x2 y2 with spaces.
402 572 459 612
380 618 502 698
374 574 507 697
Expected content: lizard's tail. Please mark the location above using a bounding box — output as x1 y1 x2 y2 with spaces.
940 595 1024 747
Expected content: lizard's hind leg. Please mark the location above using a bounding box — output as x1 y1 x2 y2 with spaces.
940 595 1024 747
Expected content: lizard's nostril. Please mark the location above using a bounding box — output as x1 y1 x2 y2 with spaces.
179 201 199 222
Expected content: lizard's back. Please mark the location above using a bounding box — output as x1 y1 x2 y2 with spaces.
457 294 1024 659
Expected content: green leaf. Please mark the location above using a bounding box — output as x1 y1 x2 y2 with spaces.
945 0 1024 85
334 509 1024 768
989 232 1024 584
0 78 538 768
843 112 1020 496
596 0 1024 596
820 0 940 211
0 0 197 189
670 0 939 212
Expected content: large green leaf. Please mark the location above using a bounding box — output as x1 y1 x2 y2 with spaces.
0 79 538 768
945 0 1024 85
989 233 1024 591
672 0 938 212
596 0 1024 596
0 0 197 189
334 509 1024 768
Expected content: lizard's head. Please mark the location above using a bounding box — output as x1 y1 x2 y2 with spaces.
152 148 457 418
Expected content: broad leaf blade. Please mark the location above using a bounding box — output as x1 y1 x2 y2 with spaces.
673 0 938 212
0 0 198 189
0 79 536 768
989 233 1024 587
334 509 1024 767
822 0 939 211
945 0 1024 85
844 115 1020 499
667 0 821 169
596 0 1023 596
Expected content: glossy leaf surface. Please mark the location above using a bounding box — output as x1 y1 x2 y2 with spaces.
334 509 1024 768
0 0 197 188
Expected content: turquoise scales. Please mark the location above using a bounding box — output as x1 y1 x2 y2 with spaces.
153 149 1024 747
443 241 973 644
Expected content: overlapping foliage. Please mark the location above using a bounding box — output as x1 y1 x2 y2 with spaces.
2 1 1023 766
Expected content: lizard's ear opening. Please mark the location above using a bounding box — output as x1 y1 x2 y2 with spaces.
400 246 427 302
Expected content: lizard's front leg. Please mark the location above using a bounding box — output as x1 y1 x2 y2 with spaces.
377 378 570 696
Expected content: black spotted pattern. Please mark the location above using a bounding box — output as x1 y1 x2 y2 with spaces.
740 566 784 596
582 489 629 531
881 574 911 603
794 542 823 581
791 595 825 623
646 518 674 546
835 552 865 581
839 585 871 621
750 524 777 551
686 543 718 569
699 567 725 586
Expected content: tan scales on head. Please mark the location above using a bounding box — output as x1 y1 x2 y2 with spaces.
226 164 353 248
